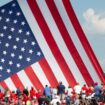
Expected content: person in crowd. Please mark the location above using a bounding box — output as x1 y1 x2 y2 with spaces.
23 87 29 96
64 92 71 105
30 86 36 100
38 94 49 105
16 87 21 98
57 81 65 100
81 84 88 94
74 82 81 95
51 87 58 99
74 94 80 105
36 89 42 99
85 84 95 99
65 85 73 97
50 94 61 105
94 82 101 99
10 90 17 104
4 88 11 103
43 85 51 101
81 84 88 99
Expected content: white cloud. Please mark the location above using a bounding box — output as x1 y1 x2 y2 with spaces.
82 8 105 35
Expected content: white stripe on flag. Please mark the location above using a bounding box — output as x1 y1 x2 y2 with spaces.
5 78 16 91
36 0 86 86
17 70 34 90
31 63 50 87
17 0 69 86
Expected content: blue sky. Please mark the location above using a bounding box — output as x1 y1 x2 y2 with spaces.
71 0 105 72
0 0 105 72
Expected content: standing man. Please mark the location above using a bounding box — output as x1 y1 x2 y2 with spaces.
43 85 51 101
57 81 65 100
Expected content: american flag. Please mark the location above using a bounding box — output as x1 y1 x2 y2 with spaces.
0 0 105 91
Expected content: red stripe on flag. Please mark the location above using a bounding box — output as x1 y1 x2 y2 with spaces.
11 74 24 91
27 0 76 87
0 81 8 90
45 0 94 85
39 58 58 87
63 0 105 83
25 66 44 90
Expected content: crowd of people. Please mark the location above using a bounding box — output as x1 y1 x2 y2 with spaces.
0 81 105 105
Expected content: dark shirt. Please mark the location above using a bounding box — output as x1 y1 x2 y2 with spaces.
57 84 65 94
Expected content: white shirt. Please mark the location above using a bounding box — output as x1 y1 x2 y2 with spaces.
51 88 58 99
50 98 61 105
74 85 81 94
65 87 73 96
